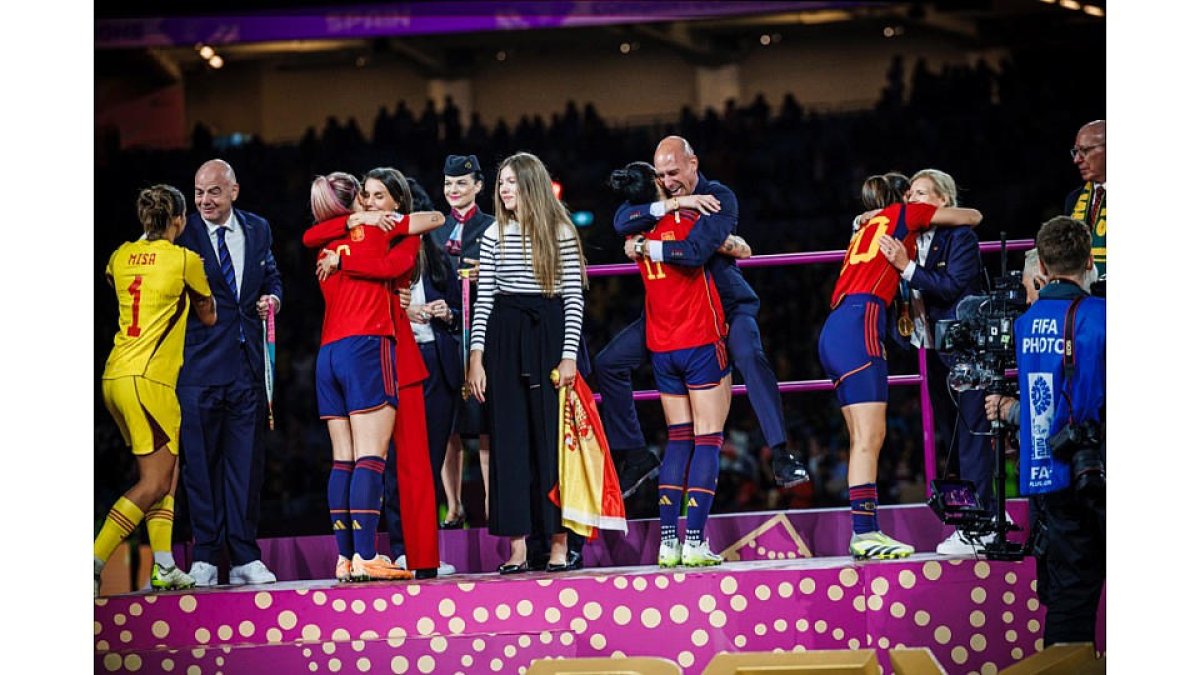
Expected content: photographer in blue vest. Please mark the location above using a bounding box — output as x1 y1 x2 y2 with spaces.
986 215 1105 646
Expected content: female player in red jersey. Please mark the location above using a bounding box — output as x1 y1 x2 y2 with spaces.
819 173 982 560
304 169 443 581
318 174 456 579
607 161 737 568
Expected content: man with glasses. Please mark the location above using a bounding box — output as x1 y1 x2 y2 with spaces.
1066 120 1106 278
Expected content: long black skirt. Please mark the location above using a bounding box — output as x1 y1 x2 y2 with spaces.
483 294 567 538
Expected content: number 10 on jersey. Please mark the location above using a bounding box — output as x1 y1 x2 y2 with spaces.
841 217 889 273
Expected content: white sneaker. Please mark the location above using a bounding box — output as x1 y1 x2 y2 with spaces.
395 555 456 576
189 561 218 587
936 530 993 555
229 560 277 585
658 537 682 568
681 539 723 567
152 563 197 591
437 561 456 576
937 511 1015 556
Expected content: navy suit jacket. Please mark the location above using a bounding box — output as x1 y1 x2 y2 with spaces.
613 172 759 315
416 247 464 388
176 208 283 387
891 226 983 364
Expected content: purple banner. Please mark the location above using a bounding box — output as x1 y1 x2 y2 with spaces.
96 1 842 49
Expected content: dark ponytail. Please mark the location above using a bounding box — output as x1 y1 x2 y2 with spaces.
605 162 660 204
137 184 186 237
860 172 910 211
405 176 451 288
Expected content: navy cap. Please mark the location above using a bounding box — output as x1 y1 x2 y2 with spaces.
444 154 481 177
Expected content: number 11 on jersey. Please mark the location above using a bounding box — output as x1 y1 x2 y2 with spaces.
641 257 666 280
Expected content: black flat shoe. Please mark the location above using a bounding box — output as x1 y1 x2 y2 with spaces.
546 551 583 573
439 511 466 530
414 568 437 580
497 561 529 575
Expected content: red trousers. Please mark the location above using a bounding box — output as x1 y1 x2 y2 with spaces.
392 382 439 570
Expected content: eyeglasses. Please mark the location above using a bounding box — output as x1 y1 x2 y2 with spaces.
1070 143 1104 160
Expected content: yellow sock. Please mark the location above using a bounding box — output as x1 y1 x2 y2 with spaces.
145 495 175 554
94 496 144 564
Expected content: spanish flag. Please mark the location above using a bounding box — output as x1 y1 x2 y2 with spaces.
549 373 627 539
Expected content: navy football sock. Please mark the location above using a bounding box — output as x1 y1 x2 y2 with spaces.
658 423 693 542
849 483 879 535
685 432 722 544
328 460 355 559
350 456 388 559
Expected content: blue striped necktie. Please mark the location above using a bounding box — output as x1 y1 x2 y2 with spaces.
215 226 244 343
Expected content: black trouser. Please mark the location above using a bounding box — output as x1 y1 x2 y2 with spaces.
928 355 994 511
484 295 566 539
1031 489 1106 645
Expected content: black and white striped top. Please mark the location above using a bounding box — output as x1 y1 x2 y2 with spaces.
470 221 585 361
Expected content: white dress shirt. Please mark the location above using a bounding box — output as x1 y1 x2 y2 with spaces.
203 210 281 311
409 279 436 344
900 228 936 347
204 211 246 298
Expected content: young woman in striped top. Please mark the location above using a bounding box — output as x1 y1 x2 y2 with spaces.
465 152 587 574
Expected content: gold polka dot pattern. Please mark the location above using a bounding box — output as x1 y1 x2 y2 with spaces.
92 551 1054 674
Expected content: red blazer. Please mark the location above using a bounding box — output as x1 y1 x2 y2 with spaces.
303 215 429 388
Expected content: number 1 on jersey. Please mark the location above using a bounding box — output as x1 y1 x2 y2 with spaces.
127 275 143 337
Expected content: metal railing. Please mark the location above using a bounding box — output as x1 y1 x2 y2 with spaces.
587 238 1036 489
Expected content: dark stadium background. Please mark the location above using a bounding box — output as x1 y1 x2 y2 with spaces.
94 1 1105 539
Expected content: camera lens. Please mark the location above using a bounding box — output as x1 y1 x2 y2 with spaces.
949 362 978 392
1072 448 1105 499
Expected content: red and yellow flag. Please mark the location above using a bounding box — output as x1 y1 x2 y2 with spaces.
549 373 627 539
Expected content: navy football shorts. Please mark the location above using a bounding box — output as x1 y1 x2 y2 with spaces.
818 294 889 406
651 341 731 397
316 335 398 418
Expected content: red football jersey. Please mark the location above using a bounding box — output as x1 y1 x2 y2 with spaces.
829 202 938 308
316 226 400 346
638 209 727 352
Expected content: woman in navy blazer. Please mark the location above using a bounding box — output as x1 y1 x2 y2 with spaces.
879 168 992 556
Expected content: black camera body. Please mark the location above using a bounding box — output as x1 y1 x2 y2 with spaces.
933 270 1026 394
1047 419 1105 501
926 241 1030 560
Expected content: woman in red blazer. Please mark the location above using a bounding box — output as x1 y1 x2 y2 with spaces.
305 168 445 580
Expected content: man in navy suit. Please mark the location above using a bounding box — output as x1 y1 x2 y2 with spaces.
599 135 809 497
879 169 989 555
177 159 283 586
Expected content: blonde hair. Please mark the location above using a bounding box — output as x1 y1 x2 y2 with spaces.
910 168 958 207
310 172 360 222
493 152 588 294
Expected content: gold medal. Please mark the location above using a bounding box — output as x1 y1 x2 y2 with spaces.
897 308 914 338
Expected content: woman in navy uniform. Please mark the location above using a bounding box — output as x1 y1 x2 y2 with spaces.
436 154 495 528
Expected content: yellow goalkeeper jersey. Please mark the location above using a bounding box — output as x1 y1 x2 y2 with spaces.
102 238 212 386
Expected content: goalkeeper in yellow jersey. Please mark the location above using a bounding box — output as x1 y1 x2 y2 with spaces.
96 185 217 596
